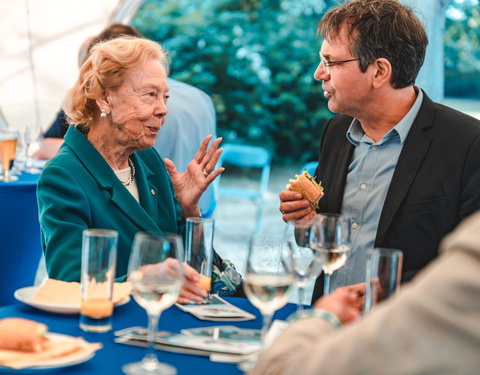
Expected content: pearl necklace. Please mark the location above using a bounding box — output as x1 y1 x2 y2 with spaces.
120 158 135 187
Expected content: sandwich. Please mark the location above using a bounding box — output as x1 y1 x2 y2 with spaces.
286 170 324 208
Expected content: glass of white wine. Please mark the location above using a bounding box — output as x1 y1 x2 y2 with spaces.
283 220 325 314
243 236 295 343
0 129 19 182
123 232 185 375
315 214 351 295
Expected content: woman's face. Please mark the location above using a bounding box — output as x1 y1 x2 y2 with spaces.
106 57 169 151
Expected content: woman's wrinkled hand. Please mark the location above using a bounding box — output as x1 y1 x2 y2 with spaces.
177 263 208 305
164 135 224 218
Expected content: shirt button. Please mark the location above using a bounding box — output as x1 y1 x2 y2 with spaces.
352 222 358 229
371 145 378 151
360 183 367 190
151 189 156 195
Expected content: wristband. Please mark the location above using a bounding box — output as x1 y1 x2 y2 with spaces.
287 309 342 330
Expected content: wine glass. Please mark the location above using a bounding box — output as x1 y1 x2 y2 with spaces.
243 236 295 343
23 125 43 174
315 214 351 295
123 232 185 375
283 220 325 314
0 129 19 182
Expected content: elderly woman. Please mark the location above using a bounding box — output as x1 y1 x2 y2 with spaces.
37 36 225 303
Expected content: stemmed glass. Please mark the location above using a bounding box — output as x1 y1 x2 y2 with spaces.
0 129 19 182
123 232 185 375
243 236 295 343
23 125 43 174
315 214 351 295
283 220 325 314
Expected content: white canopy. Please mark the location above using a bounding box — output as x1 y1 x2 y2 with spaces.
0 0 143 133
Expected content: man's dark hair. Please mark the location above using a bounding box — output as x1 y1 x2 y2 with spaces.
318 0 428 88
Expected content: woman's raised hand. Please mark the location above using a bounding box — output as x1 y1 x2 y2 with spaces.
164 135 224 218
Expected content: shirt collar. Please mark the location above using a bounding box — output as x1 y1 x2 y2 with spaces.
346 88 424 146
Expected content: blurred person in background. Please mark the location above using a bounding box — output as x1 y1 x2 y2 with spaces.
279 0 480 302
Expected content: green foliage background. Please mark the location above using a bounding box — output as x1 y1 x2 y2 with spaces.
444 0 480 98
132 0 480 164
132 0 339 164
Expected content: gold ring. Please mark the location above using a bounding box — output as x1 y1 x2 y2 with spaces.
203 168 209 177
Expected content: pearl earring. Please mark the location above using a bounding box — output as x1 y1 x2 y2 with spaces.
100 109 107 118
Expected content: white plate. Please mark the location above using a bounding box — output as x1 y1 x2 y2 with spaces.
0 333 95 372
14 286 130 314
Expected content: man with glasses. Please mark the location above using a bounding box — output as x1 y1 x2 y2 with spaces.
279 0 480 302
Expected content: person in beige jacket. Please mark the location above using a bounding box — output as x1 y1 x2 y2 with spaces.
250 209 480 375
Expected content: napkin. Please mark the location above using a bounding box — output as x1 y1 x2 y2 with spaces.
0 318 102 370
30 279 132 306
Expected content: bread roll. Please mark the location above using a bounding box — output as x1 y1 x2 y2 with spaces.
0 318 48 352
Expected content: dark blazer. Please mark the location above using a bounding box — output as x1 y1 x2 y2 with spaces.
44 110 69 138
312 91 480 302
37 126 184 282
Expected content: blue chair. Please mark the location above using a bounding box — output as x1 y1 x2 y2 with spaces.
215 143 271 234
301 161 318 177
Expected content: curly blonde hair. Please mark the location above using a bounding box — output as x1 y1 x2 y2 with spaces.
63 36 169 131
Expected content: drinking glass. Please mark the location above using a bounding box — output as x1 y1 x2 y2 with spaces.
315 214 351 295
122 232 184 375
243 236 295 343
364 247 403 313
185 217 214 302
80 229 118 333
0 129 19 182
283 220 325 314
23 125 42 174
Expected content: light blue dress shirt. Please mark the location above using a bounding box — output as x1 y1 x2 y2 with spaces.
329 90 424 291
154 78 217 217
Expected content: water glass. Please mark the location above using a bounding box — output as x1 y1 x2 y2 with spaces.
364 247 403 313
185 217 214 302
80 229 118 332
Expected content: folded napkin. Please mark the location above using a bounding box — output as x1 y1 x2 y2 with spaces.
30 279 132 306
0 318 102 370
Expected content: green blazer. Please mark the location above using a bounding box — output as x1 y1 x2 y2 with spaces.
37 126 184 282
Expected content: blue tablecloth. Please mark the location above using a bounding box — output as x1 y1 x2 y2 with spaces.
0 297 297 374
0 171 42 306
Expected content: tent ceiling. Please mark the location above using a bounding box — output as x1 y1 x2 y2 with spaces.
0 0 143 133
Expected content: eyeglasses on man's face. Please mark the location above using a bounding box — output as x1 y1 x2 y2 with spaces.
319 52 360 74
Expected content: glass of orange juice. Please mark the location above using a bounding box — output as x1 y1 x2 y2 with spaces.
185 217 214 303
0 129 19 183
80 229 118 332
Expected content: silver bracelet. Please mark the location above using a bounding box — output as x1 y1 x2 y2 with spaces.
288 309 342 330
